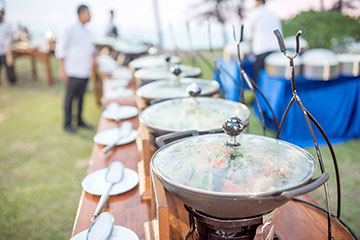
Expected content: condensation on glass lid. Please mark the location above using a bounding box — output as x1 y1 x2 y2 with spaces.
140 98 250 132
152 134 316 195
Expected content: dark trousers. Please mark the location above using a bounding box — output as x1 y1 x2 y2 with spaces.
64 77 89 127
0 55 16 84
254 51 274 83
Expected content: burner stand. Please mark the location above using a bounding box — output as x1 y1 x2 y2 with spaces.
185 205 265 240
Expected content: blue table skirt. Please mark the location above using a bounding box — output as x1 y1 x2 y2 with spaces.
255 71 360 147
214 58 254 101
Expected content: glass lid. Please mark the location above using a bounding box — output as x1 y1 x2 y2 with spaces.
302 49 338 66
136 78 219 100
134 65 201 81
140 84 250 132
152 116 317 196
129 54 181 70
337 53 360 63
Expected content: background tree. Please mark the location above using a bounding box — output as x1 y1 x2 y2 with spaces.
282 10 360 49
190 0 245 45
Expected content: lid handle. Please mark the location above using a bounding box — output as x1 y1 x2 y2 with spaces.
170 64 182 84
186 82 201 105
155 130 200 148
148 46 158 55
222 116 245 147
164 53 171 63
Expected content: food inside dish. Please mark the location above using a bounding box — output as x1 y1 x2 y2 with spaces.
153 134 315 195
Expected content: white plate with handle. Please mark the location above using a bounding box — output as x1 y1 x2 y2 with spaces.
82 168 139 196
93 123 137 146
102 103 138 121
70 225 139 240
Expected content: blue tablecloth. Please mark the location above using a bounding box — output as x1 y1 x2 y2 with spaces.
214 58 254 101
255 71 360 147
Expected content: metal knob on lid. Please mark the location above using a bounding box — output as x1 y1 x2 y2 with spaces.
170 64 182 76
222 115 245 147
148 47 158 55
165 53 171 63
170 64 182 85
186 82 201 105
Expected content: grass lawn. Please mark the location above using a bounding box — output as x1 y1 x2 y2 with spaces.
0 57 102 239
0 54 359 239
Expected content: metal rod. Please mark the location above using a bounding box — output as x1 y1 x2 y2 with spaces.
276 97 295 139
293 198 358 240
207 20 213 53
306 109 342 218
297 98 332 240
249 77 279 130
233 25 245 103
184 208 195 240
253 88 266 135
273 29 333 240
186 22 197 67
232 25 280 135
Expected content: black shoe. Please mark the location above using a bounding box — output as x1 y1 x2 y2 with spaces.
64 125 77 134
78 121 94 130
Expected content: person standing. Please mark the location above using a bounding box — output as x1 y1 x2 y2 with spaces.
245 0 281 82
106 9 118 38
56 4 95 134
0 7 16 85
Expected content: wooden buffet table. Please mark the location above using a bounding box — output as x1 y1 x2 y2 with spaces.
71 77 354 240
12 47 54 86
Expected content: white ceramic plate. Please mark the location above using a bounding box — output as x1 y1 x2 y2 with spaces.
103 104 138 121
103 88 134 99
93 128 137 146
70 225 139 240
82 168 139 196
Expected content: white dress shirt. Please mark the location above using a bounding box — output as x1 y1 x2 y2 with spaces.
245 5 282 55
56 21 95 78
0 21 12 56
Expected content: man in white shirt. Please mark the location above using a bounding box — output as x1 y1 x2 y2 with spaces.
106 9 118 38
0 8 15 85
56 4 95 134
245 0 281 82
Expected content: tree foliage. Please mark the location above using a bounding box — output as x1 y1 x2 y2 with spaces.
282 10 360 49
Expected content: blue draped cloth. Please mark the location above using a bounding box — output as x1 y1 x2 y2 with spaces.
255 71 360 147
214 58 254 101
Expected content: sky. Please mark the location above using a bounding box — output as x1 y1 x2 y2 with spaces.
3 0 360 49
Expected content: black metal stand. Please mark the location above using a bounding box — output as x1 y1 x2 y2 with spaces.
272 29 344 240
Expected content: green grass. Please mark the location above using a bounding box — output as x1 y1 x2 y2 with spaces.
0 58 102 239
0 54 359 239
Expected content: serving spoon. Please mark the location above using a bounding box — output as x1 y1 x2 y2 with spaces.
92 161 124 221
103 121 132 154
86 212 114 240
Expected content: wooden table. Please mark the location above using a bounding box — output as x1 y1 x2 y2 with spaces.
71 79 354 240
12 48 53 86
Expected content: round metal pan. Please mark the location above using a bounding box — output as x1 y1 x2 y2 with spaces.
302 49 340 81
140 97 250 138
337 53 360 77
134 65 202 86
152 129 328 219
129 54 181 70
265 52 302 79
136 78 220 107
